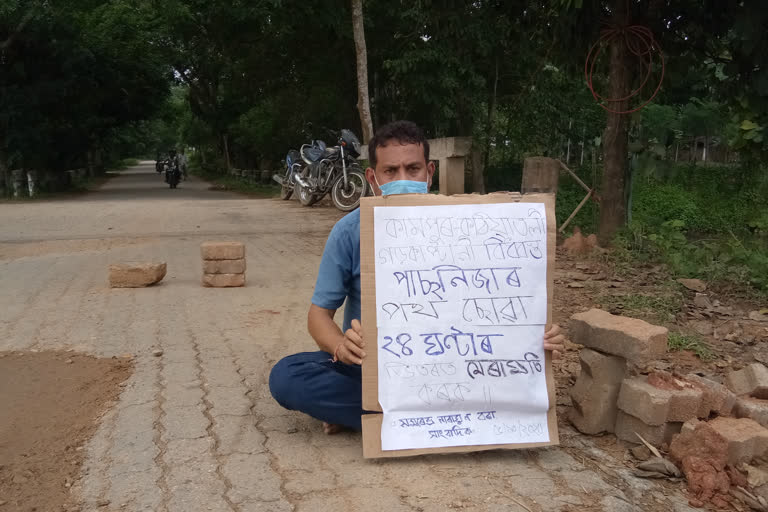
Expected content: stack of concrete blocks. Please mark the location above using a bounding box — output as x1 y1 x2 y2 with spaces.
201 241 246 287
569 308 742 446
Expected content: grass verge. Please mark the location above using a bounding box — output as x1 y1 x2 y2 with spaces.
668 332 714 361
192 166 280 198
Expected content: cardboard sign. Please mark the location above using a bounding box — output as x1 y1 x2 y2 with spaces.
360 192 558 458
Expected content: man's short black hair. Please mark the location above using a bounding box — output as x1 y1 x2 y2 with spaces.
369 120 430 169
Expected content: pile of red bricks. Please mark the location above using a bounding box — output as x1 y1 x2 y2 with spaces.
569 308 768 460
200 241 246 287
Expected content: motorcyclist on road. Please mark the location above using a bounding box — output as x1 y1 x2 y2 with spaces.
165 149 180 184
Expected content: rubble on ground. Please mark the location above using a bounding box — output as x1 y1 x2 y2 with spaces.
567 307 768 509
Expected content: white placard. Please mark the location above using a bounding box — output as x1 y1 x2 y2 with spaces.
373 203 550 450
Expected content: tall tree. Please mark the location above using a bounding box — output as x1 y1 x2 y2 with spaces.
351 0 373 143
554 0 745 242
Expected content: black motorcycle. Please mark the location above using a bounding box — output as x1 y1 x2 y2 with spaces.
165 158 181 189
293 129 367 212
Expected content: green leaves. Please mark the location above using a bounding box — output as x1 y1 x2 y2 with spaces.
741 119 760 130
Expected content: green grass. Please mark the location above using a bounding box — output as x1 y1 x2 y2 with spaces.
116 158 140 168
668 332 714 361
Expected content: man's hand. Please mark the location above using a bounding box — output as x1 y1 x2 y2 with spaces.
336 319 365 365
543 324 566 360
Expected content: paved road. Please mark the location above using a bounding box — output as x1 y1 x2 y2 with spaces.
0 163 694 512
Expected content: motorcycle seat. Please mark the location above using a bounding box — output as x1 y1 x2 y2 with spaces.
302 146 324 163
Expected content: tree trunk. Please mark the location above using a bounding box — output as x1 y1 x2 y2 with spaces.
476 55 499 195
580 125 585 166
351 0 373 144
471 149 485 194
703 135 709 163
566 118 572 164
222 134 231 170
0 147 8 196
597 1 631 245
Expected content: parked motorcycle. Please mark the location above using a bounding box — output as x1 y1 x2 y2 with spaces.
292 129 367 212
273 149 303 200
165 158 181 189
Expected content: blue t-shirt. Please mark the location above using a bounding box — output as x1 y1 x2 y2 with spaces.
311 209 361 332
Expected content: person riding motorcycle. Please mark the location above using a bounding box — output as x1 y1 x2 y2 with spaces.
165 149 181 186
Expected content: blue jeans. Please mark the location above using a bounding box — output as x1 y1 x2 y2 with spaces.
269 351 363 430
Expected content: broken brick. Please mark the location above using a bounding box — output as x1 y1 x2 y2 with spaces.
685 373 736 417
108 262 166 288
617 375 705 426
708 417 768 465
725 363 768 399
733 397 768 428
614 411 682 446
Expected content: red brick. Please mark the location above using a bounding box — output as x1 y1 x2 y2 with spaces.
617 376 704 426
725 363 768 398
669 422 729 470
201 241 245 260
686 373 736 417
734 397 768 427
109 262 166 288
569 349 627 434
203 258 246 274
614 411 682 446
681 418 703 435
202 273 245 288
569 309 668 362
708 417 768 465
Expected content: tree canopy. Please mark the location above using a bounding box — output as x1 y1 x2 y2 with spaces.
3 0 767 242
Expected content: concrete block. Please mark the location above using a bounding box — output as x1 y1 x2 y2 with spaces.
569 309 668 361
614 411 682 446
686 373 736 417
708 417 768 465
201 241 245 261
617 375 704 426
570 374 619 435
568 349 627 434
202 273 245 288
203 259 246 274
109 262 166 288
725 363 768 398
579 348 627 382
734 397 768 427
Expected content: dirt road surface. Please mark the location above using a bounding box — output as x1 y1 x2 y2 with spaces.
0 162 697 512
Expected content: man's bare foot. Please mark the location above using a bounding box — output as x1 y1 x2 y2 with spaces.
323 422 344 435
